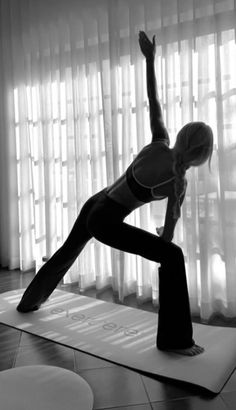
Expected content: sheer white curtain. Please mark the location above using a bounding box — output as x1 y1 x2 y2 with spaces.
0 0 236 320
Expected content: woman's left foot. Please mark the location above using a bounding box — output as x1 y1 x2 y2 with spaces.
163 344 204 356
16 303 40 313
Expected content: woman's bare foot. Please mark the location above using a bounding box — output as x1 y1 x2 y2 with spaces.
163 344 204 356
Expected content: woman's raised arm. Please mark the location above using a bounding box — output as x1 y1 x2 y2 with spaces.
138 31 169 144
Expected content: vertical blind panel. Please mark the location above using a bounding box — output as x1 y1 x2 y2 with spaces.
0 0 236 318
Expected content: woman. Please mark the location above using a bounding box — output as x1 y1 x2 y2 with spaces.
17 31 213 356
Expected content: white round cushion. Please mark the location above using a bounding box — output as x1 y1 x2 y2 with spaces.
0 365 93 410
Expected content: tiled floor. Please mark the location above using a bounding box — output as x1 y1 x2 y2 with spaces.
1 268 236 409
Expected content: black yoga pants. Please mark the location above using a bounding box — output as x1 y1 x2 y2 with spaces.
17 189 194 350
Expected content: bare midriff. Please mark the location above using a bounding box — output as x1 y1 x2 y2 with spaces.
105 142 175 211
106 173 145 211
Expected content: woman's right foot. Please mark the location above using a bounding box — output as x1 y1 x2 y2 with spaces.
161 344 204 356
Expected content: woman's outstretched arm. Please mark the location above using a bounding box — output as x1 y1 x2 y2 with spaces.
161 196 179 242
158 184 187 242
139 31 169 144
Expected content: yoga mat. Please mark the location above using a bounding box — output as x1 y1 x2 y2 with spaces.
0 289 236 393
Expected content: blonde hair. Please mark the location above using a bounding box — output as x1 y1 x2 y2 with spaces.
172 122 213 219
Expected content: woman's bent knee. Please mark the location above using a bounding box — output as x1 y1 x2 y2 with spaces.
167 242 184 262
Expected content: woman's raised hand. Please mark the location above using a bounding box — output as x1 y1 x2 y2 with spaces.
138 31 156 60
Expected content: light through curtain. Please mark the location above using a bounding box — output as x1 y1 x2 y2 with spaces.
0 0 236 321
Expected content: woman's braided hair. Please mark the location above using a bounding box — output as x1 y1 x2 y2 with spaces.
172 152 187 219
172 122 214 219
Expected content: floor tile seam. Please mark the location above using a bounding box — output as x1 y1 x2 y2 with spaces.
221 365 236 393
130 371 152 406
11 330 23 368
140 374 154 404
150 393 228 407
75 364 116 372
98 405 152 410
93 401 152 410
150 395 197 405
76 364 144 377
73 350 118 372
220 390 236 407
73 350 78 373
221 389 236 395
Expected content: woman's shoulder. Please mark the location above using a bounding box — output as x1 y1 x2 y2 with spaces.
132 140 174 187
135 139 172 163
139 140 171 158
145 139 170 148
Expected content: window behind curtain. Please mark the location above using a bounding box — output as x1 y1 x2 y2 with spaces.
1 0 236 319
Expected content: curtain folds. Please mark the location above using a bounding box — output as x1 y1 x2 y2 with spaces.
0 0 236 320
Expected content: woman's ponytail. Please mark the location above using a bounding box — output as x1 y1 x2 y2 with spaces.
172 152 187 219
172 121 213 219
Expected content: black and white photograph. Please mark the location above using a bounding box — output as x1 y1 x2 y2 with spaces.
0 0 236 409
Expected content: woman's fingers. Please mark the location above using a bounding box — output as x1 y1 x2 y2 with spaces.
138 31 156 60
139 31 151 45
139 31 156 55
